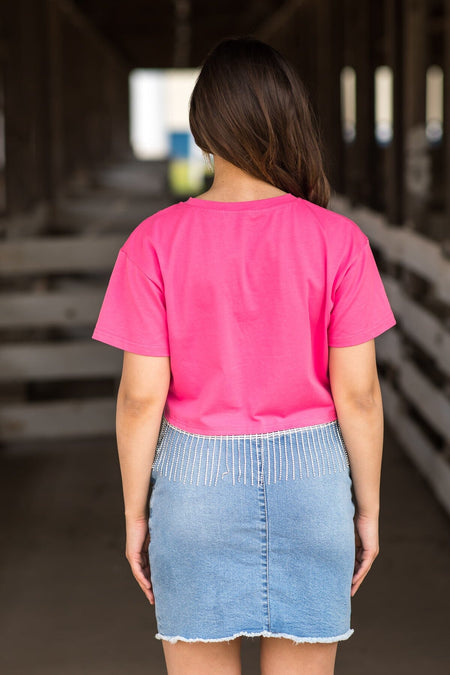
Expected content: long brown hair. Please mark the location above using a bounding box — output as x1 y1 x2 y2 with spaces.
189 35 330 208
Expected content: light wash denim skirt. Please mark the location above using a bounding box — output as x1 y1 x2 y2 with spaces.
148 416 356 644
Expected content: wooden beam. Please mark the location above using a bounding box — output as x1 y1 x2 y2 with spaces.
253 0 306 42
445 0 450 226
46 0 65 198
0 234 125 274
380 379 450 517
384 0 405 224
382 276 450 376
352 0 376 206
316 0 345 195
0 290 105 328
0 341 122 382
403 0 428 225
400 360 450 441
0 396 116 441
52 0 130 68
330 194 450 302
376 327 450 445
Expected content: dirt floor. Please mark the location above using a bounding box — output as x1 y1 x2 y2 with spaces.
0 420 449 674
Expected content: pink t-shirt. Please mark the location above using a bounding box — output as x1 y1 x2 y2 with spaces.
92 193 396 434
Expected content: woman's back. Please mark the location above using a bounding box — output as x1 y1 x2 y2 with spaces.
92 192 395 434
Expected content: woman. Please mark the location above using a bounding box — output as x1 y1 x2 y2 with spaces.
92 36 396 675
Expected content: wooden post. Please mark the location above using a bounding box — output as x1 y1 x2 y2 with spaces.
403 0 429 227
384 0 405 225
316 0 345 197
353 0 376 207
45 0 65 199
341 0 376 207
445 0 450 229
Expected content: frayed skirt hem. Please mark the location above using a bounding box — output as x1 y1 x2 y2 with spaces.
155 627 355 644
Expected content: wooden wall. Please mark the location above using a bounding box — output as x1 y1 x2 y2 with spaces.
0 0 131 226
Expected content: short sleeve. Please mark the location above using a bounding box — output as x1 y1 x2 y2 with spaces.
91 248 170 356
328 239 397 347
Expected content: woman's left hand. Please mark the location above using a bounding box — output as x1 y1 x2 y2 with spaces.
125 516 154 604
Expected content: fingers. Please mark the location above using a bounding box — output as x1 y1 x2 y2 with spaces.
125 547 155 604
129 558 155 603
351 511 379 597
134 566 155 603
351 547 379 597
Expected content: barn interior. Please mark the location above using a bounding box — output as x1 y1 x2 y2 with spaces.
0 1 449 673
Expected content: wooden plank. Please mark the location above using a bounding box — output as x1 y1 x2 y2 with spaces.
329 194 450 302
0 340 122 381
53 195 171 235
0 396 116 441
400 360 450 443
0 203 51 240
0 290 104 327
372 324 450 443
0 234 125 275
373 325 403 366
383 276 450 376
386 227 450 297
380 379 450 517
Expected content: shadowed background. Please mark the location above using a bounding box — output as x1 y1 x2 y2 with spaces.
0 1 449 673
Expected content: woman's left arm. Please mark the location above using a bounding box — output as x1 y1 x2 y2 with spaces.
116 351 171 603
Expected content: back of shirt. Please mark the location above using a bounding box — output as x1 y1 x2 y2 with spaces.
92 193 396 434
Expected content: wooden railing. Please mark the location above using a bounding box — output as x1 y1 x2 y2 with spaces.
0 159 173 445
0 233 126 442
329 193 450 517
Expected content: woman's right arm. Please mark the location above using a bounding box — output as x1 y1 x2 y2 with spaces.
328 339 384 596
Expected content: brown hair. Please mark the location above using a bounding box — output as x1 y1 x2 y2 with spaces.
189 35 330 208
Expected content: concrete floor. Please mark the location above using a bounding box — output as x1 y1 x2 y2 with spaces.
0 421 449 675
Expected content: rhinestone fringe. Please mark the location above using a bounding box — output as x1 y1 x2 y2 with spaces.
152 417 350 486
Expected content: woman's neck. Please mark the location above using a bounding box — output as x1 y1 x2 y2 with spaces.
198 154 287 201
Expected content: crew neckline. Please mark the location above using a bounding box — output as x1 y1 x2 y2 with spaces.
184 193 297 210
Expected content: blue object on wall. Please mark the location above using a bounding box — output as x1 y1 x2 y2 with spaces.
170 131 190 158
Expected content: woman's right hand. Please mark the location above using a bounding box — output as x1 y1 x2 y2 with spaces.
351 510 380 597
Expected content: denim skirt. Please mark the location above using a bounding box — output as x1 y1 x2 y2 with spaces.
148 416 356 644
